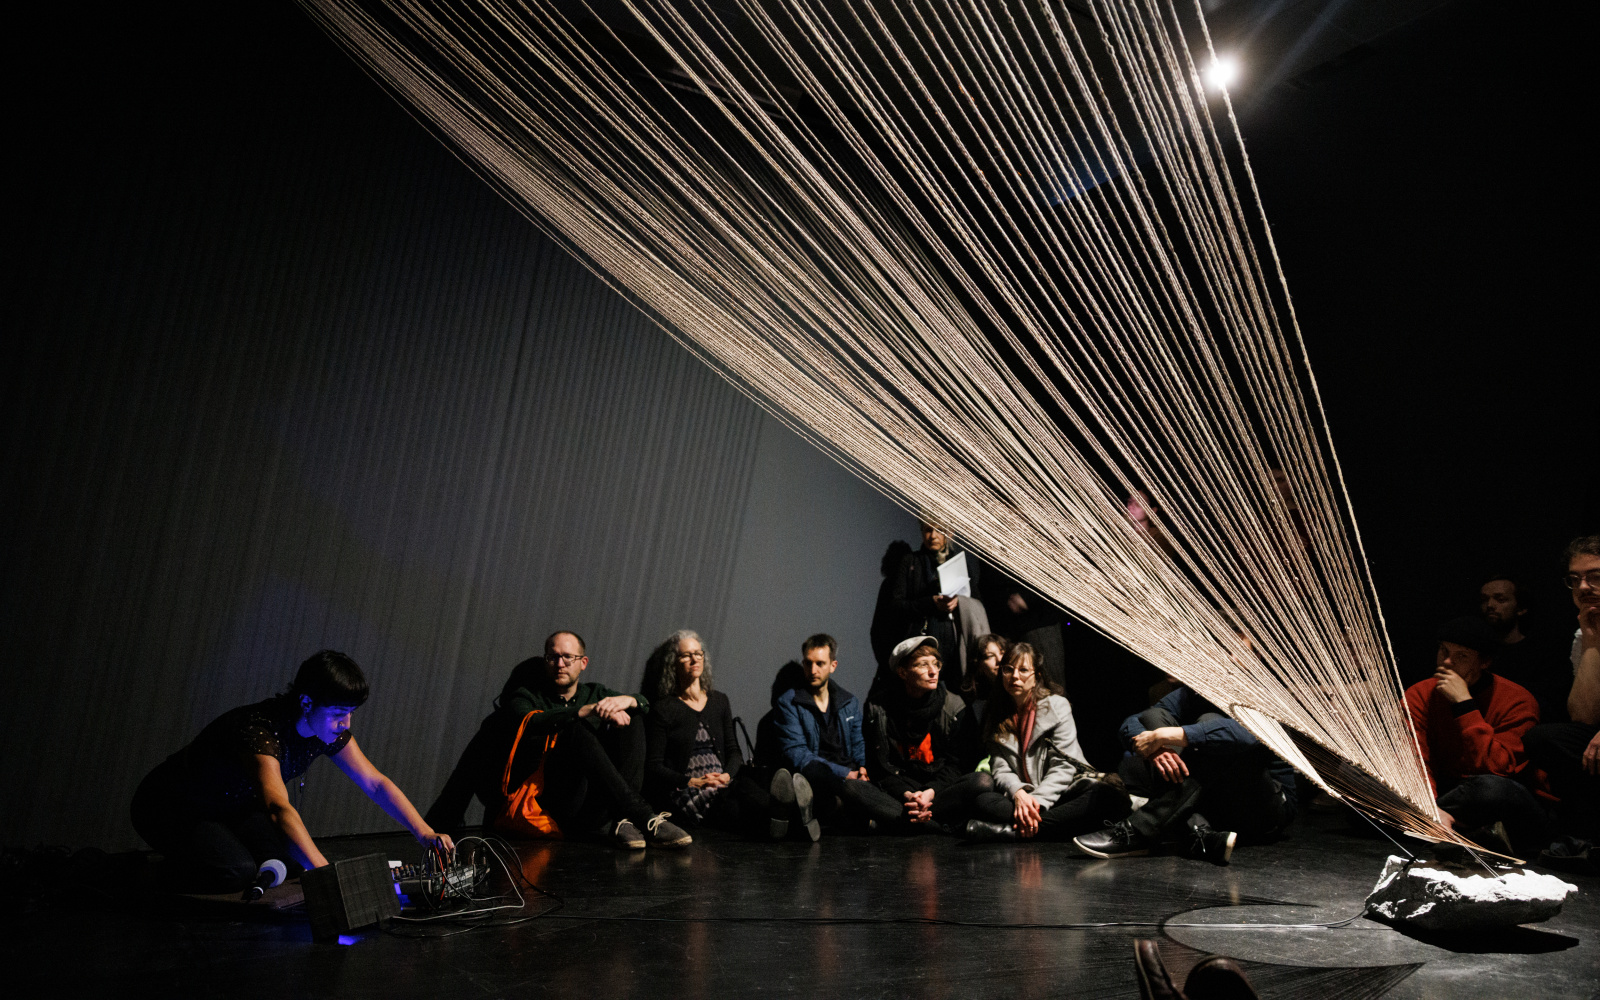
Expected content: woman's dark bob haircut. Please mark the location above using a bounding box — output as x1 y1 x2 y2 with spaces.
289 650 370 709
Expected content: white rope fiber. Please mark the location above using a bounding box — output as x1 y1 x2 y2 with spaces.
299 0 1458 842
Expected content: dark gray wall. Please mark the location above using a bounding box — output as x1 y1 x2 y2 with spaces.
3 2 914 847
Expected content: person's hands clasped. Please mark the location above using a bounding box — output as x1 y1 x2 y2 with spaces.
1432 667 1472 704
903 789 935 823
845 767 870 781
1012 789 1042 838
586 695 636 725
688 772 732 789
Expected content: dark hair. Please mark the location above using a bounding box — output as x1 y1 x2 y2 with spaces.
647 629 713 700
880 540 912 578
290 650 369 709
545 630 587 654
961 634 1011 696
1478 574 1524 607
802 633 837 660
984 643 1062 744
1565 535 1600 564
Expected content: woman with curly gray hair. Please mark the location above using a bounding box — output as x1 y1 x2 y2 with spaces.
643 630 769 833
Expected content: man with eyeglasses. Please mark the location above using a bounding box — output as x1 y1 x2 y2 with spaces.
425 630 691 849
1525 535 1600 871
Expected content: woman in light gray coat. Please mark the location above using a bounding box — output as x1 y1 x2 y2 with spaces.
964 643 1131 841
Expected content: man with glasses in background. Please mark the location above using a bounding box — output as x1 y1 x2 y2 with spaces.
1526 535 1600 871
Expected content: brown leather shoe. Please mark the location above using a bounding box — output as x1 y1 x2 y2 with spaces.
1133 940 1185 1000
1184 956 1258 1000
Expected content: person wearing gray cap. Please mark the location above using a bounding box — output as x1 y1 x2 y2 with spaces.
1404 615 1553 857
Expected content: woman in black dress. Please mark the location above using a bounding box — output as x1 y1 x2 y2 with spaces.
131 650 452 892
643 630 768 835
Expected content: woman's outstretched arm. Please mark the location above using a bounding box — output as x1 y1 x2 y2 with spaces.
332 737 454 852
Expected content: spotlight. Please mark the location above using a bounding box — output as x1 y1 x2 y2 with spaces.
1204 56 1239 92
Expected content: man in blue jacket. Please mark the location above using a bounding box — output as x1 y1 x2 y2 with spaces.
770 634 903 839
1075 685 1297 864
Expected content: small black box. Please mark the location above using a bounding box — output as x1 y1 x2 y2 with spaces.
301 853 400 941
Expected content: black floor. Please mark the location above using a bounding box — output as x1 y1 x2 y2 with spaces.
6 809 1596 999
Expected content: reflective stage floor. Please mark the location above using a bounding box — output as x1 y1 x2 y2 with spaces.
5 808 1595 999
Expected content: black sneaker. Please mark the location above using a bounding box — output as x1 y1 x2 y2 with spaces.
1074 819 1152 858
1538 836 1597 876
644 812 692 847
768 768 796 839
1463 821 1514 859
1183 814 1236 865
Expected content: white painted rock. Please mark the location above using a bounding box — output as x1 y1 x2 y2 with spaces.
1363 855 1578 932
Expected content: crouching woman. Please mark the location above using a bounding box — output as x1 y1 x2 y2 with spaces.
131 650 452 892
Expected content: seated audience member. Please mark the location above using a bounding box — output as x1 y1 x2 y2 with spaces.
1405 617 1552 857
1075 685 1297 864
773 634 903 835
132 651 452 893
1526 535 1600 865
643 631 769 836
984 571 1068 691
879 520 990 697
1479 574 1570 723
961 634 1009 710
965 644 1130 842
433 631 690 850
870 540 915 672
865 636 993 830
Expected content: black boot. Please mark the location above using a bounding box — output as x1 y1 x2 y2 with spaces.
768 769 795 839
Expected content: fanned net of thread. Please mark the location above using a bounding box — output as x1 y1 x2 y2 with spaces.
299 0 1471 847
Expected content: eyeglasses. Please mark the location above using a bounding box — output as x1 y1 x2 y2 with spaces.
676 650 706 661
546 652 585 664
1565 570 1600 590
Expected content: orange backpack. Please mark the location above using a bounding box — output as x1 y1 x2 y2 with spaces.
490 710 563 838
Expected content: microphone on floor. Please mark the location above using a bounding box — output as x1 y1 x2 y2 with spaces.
243 859 288 902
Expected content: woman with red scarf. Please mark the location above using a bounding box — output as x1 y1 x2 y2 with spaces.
964 644 1131 841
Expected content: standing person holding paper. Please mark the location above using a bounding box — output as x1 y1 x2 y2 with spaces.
879 520 990 698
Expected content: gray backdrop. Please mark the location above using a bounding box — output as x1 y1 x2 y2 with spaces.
3 11 915 848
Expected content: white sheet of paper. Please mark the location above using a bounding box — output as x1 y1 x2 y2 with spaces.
937 551 971 598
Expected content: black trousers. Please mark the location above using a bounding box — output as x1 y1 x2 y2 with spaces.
974 779 1131 840
1120 703 1292 843
1119 748 1291 843
130 765 298 894
425 709 520 830
1437 773 1553 857
800 762 905 827
534 720 654 836
1525 721 1600 839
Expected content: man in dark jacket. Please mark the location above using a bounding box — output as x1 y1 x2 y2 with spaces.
426 631 690 850
773 634 902 833
1075 684 1297 864
865 636 988 830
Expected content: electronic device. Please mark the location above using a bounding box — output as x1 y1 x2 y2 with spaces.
301 853 401 941
389 845 490 911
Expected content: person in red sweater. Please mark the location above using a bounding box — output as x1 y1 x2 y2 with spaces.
1406 616 1553 857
